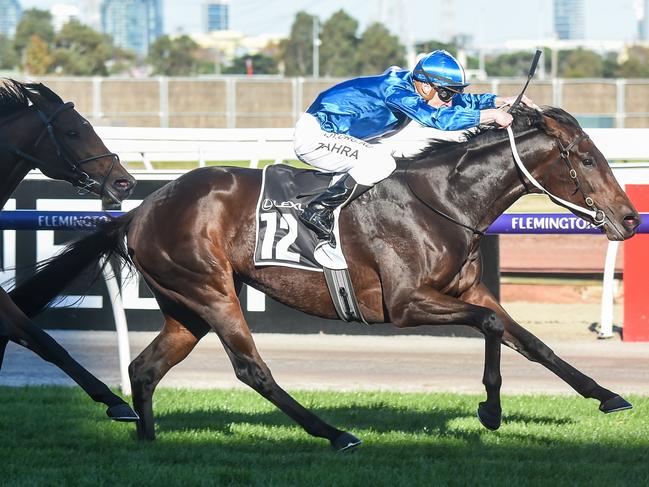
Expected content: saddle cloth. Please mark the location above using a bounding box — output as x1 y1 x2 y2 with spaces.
253 164 349 271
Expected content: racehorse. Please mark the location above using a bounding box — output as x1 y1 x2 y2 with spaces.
0 79 138 420
10 105 640 450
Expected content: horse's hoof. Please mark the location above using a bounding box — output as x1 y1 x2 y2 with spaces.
477 402 501 431
331 431 362 452
600 395 633 414
106 403 139 422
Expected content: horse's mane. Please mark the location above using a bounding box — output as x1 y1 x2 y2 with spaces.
398 105 582 164
0 79 64 118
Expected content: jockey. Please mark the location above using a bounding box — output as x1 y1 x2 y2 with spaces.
294 49 534 247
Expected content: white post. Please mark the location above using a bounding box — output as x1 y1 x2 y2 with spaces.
158 76 169 128
198 146 206 168
101 258 132 395
142 152 154 171
599 240 619 339
616 79 626 129
92 77 103 124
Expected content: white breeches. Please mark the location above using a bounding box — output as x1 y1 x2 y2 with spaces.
293 113 396 186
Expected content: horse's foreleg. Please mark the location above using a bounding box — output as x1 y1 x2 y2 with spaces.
129 316 207 440
461 283 630 413
390 287 504 430
0 290 137 421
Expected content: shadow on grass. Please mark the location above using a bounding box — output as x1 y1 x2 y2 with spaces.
155 404 573 439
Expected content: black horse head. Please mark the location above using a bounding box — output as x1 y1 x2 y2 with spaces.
0 79 135 205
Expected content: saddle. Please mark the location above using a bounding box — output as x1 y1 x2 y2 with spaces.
254 164 365 323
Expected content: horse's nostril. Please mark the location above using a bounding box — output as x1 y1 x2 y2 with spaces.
624 214 640 229
113 178 133 192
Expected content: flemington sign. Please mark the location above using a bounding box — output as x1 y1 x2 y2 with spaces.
489 213 605 234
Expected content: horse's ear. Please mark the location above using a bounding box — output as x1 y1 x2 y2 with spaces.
540 113 566 139
23 83 64 105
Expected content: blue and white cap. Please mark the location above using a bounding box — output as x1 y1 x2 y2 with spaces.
412 50 469 89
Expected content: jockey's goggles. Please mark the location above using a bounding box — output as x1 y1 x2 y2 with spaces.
434 85 463 102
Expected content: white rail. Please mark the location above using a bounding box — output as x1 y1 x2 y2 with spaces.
94 126 649 170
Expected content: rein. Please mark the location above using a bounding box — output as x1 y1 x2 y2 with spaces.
0 101 120 199
404 168 485 236
405 121 607 237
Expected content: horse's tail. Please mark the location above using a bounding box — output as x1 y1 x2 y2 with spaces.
9 211 136 318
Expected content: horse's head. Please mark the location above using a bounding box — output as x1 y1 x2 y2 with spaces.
9 80 136 205
531 107 640 241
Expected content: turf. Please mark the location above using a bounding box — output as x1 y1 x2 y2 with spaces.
0 387 647 486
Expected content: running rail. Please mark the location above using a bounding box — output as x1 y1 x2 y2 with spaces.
1 210 648 233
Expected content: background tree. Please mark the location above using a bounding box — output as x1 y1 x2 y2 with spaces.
147 35 200 76
601 52 620 78
223 53 279 75
486 51 537 77
558 48 604 78
415 39 458 57
0 35 19 69
279 11 315 76
319 10 358 77
617 46 649 78
14 9 55 56
50 20 113 75
356 23 405 75
24 35 53 75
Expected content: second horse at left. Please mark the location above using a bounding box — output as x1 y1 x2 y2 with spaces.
0 79 138 421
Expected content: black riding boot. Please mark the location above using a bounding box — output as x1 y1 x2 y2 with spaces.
300 174 371 246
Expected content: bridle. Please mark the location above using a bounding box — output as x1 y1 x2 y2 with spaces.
405 123 607 237
506 125 606 226
0 100 120 199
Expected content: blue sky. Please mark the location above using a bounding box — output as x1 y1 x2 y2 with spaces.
21 0 641 44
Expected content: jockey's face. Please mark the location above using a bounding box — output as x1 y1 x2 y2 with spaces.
414 80 452 108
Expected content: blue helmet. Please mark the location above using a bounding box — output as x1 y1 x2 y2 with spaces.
412 50 469 89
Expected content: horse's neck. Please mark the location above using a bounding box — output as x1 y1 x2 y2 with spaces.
0 113 39 209
0 158 31 209
408 131 552 232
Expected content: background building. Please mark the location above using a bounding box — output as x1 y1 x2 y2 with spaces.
203 0 230 32
553 0 585 39
101 0 162 57
0 0 22 39
50 3 81 31
79 0 102 31
636 0 649 40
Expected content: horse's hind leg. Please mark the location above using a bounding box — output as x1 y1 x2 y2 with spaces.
0 290 137 421
462 283 630 413
129 315 208 440
212 303 360 451
0 321 8 370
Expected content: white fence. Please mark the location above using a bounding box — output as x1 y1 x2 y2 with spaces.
95 125 649 172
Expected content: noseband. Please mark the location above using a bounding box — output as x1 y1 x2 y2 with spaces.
507 126 606 226
1 101 120 199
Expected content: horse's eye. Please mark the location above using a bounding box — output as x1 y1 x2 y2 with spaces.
67 131 79 137
582 158 594 166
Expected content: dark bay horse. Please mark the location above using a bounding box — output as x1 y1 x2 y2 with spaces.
0 79 138 420
11 106 640 450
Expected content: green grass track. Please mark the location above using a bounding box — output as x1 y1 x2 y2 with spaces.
0 387 647 486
